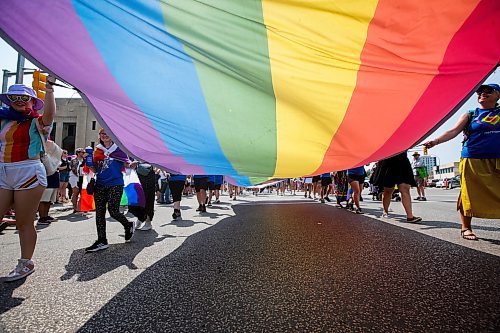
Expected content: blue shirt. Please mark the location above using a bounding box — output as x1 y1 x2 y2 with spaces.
96 159 124 186
462 107 500 159
321 172 331 178
214 175 224 185
347 166 365 176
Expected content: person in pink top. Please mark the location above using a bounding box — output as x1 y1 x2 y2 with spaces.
0 78 56 282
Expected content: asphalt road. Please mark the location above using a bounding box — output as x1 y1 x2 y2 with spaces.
0 188 499 332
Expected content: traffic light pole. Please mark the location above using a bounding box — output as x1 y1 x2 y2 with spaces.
15 54 25 84
2 69 10 93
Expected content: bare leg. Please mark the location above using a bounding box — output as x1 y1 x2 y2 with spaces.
58 182 67 202
350 181 361 209
459 205 477 240
382 187 394 214
71 187 79 211
398 183 414 218
0 189 14 221
418 186 426 198
38 202 51 218
14 185 44 259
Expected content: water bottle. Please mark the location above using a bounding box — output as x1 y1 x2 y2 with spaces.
85 146 94 167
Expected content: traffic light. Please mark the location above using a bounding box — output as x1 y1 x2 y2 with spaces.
32 70 47 99
423 146 428 155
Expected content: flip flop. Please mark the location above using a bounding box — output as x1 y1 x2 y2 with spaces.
461 229 478 241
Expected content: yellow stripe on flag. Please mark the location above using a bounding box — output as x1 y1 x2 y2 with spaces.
262 0 379 176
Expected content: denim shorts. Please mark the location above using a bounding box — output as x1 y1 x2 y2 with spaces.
0 160 47 190
59 171 70 182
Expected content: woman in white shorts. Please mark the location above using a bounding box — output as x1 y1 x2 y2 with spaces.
69 148 86 213
0 80 56 282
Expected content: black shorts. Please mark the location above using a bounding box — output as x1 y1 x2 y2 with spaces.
169 180 185 202
347 174 365 184
321 177 332 187
194 177 209 192
208 181 215 191
312 175 321 183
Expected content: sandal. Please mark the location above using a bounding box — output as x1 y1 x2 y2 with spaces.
461 229 478 241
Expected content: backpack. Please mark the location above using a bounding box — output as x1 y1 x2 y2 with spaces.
462 109 476 146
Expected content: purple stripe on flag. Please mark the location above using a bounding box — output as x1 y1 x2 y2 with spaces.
0 0 204 174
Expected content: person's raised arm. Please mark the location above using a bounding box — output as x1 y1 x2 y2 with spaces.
424 112 469 148
41 75 56 126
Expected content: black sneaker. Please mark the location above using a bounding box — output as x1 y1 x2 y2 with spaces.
172 210 181 220
207 202 212 207
196 205 203 212
407 216 422 223
37 217 51 225
325 196 331 202
201 205 207 213
355 208 363 214
420 197 427 201
124 222 135 242
86 239 109 252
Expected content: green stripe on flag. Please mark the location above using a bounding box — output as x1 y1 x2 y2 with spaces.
161 0 276 176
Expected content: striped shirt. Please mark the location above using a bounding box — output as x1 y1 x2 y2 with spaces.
0 116 46 163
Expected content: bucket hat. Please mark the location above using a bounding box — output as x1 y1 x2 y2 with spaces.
0 84 44 110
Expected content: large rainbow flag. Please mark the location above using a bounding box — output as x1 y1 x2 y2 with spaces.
0 1 498 186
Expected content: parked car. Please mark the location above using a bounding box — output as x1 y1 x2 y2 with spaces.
435 180 444 188
449 175 461 189
427 179 439 187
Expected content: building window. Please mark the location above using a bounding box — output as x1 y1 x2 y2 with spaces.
91 141 95 148
92 121 96 130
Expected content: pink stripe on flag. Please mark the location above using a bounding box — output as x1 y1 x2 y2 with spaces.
359 0 499 163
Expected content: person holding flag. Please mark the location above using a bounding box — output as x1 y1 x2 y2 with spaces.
85 128 137 252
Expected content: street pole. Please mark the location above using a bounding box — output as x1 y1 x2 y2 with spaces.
15 54 25 84
2 69 9 93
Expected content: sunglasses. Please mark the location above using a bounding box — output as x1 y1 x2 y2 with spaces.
7 94 31 102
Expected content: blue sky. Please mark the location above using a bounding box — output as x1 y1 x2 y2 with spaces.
1 38 497 165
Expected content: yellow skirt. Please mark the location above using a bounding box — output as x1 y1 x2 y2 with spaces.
458 158 500 218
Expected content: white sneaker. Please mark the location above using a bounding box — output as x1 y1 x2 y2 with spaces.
134 218 143 229
4 259 35 282
137 221 152 231
382 213 390 219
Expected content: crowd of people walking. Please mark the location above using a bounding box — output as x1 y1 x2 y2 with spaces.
0 81 498 282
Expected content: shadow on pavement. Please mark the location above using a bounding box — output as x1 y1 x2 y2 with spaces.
76 204 500 332
60 230 171 282
165 219 212 228
0 278 26 315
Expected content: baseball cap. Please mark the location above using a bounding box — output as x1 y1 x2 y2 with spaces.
477 83 500 93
